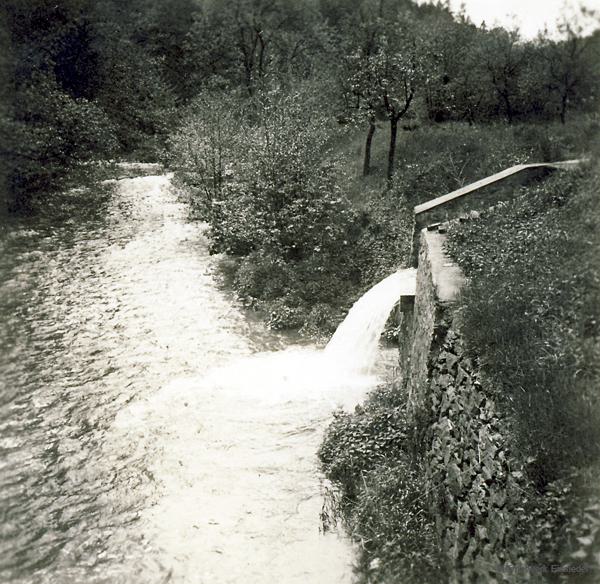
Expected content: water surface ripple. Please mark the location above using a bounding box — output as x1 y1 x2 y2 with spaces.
0 173 388 583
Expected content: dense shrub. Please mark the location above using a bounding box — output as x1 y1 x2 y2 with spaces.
233 251 295 301
319 393 410 498
319 383 444 583
170 89 374 330
1 0 177 211
2 75 117 212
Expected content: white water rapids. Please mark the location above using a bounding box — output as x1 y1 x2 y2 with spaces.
0 172 414 584
325 269 417 372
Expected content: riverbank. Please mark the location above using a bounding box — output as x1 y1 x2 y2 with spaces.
318 157 600 583
170 114 599 343
1 172 395 583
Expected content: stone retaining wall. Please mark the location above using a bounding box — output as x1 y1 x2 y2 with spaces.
399 224 534 582
401 226 463 410
421 322 533 582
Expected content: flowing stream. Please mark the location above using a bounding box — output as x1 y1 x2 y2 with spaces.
0 171 400 584
325 269 416 373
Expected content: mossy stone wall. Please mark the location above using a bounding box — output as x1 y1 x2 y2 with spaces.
422 322 536 582
400 228 536 582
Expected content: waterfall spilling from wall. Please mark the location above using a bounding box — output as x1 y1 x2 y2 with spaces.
325 268 416 374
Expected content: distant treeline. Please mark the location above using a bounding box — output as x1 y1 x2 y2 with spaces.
0 0 599 211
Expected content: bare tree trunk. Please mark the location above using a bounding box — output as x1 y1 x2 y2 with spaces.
502 92 513 124
257 29 267 81
560 93 568 124
387 117 398 182
363 120 376 176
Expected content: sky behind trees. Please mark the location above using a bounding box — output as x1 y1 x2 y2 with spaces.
417 0 600 38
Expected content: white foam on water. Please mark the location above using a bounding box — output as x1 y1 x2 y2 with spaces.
106 176 413 583
325 268 416 373
112 346 382 584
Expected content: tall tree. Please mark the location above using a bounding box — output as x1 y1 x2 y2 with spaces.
540 22 599 123
482 28 525 123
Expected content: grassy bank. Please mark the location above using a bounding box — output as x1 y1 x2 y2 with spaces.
446 162 600 487
318 150 600 581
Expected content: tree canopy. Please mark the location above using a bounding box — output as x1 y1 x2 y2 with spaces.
1 0 599 210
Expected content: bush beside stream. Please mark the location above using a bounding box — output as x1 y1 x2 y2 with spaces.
319 383 445 583
170 105 598 338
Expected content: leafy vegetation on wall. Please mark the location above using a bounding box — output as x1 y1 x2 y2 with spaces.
446 164 600 488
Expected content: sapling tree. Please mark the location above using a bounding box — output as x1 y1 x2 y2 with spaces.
339 10 423 180
168 92 243 220
337 13 380 176
342 47 383 177
351 17 423 181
